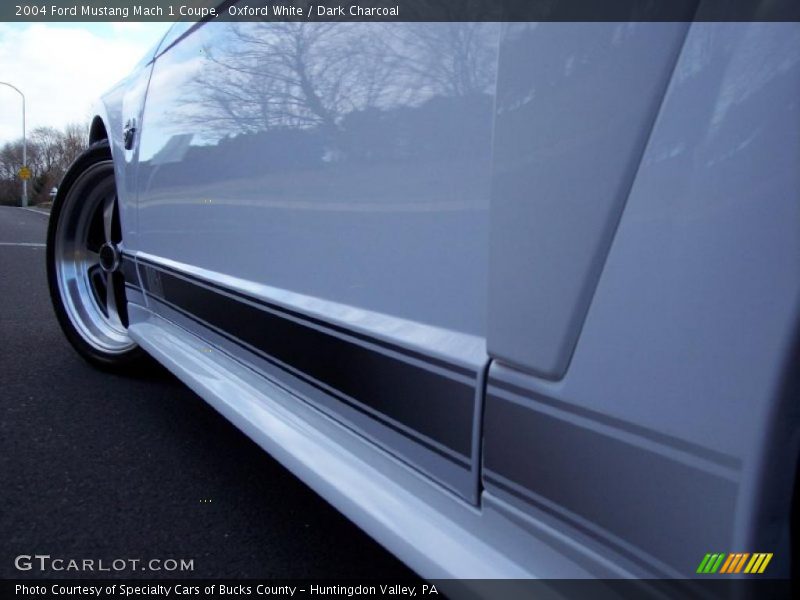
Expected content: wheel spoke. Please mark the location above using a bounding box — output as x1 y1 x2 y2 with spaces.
87 265 106 313
87 264 103 288
105 271 121 326
84 250 100 269
102 194 115 244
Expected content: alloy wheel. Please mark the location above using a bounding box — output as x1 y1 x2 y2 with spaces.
53 161 135 354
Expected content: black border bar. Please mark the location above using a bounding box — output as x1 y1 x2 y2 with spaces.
4 0 800 22
2 579 794 599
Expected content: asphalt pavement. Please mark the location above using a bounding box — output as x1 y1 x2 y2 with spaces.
0 206 415 579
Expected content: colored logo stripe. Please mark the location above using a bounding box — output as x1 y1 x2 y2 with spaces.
734 553 750 573
744 553 773 574
697 553 725 573
696 554 712 573
719 553 736 573
720 553 749 573
698 552 773 575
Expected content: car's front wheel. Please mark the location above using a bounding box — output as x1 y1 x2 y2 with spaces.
46 140 146 370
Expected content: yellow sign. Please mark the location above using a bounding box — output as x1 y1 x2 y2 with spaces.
18 166 31 180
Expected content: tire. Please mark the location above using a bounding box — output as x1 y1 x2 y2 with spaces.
46 140 147 371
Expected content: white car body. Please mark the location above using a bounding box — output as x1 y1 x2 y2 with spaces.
80 15 800 583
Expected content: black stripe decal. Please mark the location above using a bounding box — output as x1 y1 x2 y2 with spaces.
483 392 737 572
139 260 475 460
146 293 469 468
136 256 473 377
489 379 741 469
483 471 671 576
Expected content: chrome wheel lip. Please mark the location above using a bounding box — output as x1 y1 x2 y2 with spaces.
54 161 136 355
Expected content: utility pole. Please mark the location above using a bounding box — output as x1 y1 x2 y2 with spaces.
0 81 27 207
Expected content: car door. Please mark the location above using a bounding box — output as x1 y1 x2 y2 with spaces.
132 17 501 502
482 20 800 576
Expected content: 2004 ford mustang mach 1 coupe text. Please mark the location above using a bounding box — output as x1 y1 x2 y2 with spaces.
46 8 800 583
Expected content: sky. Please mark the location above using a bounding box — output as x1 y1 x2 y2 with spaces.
0 22 171 145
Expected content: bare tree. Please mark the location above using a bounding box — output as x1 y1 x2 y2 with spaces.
177 22 498 141
180 22 397 138
0 122 88 205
